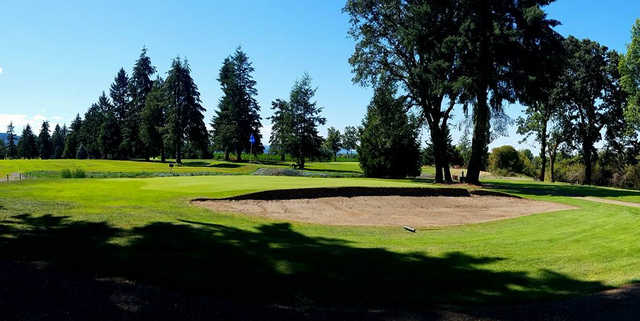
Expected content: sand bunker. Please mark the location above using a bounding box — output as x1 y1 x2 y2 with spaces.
193 188 576 227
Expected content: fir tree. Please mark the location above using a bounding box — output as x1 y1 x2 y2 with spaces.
51 124 66 159
165 57 208 163
358 82 421 178
6 122 17 158
63 115 83 158
37 121 53 159
288 74 326 169
17 124 38 159
211 48 263 161
141 78 168 161
128 47 157 158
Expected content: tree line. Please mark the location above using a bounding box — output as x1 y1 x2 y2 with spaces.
343 0 640 186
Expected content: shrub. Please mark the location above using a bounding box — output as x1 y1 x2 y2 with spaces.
61 169 72 178
73 169 86 178
488 145 523 176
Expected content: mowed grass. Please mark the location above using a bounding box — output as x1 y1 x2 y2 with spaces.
0 159 263 177
0 158 364 178
2 161 640 309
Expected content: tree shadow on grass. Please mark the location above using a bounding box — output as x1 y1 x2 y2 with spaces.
0 214 610 320
485 181 640 198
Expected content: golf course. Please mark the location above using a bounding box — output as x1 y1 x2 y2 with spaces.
2 159 640 319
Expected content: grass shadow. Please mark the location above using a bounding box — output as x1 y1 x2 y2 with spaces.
0 213 610 320
486 181 640 198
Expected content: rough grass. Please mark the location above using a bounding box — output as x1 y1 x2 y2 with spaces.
2 172 640 310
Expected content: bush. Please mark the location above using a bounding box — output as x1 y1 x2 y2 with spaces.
73 168 86 178
488 145 523 176
61 169 72 178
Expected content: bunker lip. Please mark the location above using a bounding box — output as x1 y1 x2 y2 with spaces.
191 186 520 202
192 187 576 228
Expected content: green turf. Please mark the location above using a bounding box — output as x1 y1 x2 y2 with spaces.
0 159 365 178
2 162 640 310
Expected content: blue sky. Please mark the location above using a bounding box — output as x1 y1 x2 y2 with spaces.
1 0 638 151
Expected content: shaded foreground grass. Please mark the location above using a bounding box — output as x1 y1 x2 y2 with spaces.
2 175 640 316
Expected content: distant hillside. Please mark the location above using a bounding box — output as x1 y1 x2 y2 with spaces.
0 133 20 144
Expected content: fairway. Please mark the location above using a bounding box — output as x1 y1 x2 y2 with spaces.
3 170 640 313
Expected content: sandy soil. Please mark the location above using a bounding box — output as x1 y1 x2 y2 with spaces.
193 195 575 227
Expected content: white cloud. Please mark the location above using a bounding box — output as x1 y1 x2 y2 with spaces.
0 114 66 132
0 66 3 74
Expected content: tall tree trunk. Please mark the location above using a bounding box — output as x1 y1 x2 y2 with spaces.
280 152 285 161
430 127 444 183
549 152 556 183
467 94 489 185
539 121 548 182
467 0 490 185
161 144 166 163
236 147 242 162
175 140 182 164
583 141 592 185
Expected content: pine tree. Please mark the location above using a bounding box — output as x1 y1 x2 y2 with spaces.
129 47 157 159
268 99 293 161
109 68 128 157
0 139 5 159
211 58 238 161
17 124 38 159
82 93 110 158
288 74 326 169
141 78 168 161
165 57 208 163
51 124 66 159
358 83 421 178
211 48 263 161
63 115 83 158
99 112 122 159
6 122 17 158
37 121 53 159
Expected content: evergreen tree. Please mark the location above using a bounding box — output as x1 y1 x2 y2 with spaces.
51 124 66 159
17 124 38 159
211 48 263 161
76 144 88 159
82 93 110 158
110 68 130 120
268 99 293 161
128 47 157 158
358 83 421 178
37 121 53 159
211 58 239 161
165 57 208 163
99 112 122 159
141 78 168 161
288 74 326 169
63 115 83 158
6 122 17 158
109 68 128 157
324 127 342 161
0 139 5 159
